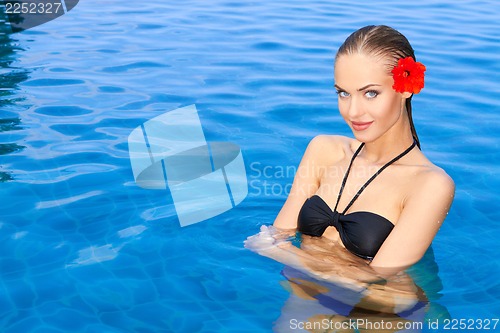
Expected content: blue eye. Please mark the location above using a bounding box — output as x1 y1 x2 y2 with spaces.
365 90 379 99
336 90 350 98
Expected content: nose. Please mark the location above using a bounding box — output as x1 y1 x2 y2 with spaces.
347 96 364 119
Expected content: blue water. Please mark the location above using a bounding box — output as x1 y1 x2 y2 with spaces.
1 0 499 332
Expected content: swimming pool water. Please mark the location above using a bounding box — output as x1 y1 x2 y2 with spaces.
1 0 499 332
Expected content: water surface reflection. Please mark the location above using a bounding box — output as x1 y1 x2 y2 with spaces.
0 13 29 182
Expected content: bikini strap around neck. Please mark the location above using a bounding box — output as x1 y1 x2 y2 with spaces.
333 141 365 212
333 138 417 214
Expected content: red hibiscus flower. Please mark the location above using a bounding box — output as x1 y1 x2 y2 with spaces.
391 57 426 94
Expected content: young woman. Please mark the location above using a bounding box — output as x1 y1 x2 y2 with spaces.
245 25 455 316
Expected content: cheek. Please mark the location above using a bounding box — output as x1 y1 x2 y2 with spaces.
337 100 348 117
371 96 401 120
337 100 354 122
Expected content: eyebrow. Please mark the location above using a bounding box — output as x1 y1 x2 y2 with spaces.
334 84 381 91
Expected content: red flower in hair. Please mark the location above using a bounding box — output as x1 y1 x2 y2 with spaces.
391 57 426 94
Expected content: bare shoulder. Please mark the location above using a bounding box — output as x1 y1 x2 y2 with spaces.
372 163 455 267
308 134 347 151
418 163 454 189
305 134 347 164
409 163 455 204
272 135 349 229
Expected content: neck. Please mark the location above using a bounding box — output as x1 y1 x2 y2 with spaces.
359 111 415 164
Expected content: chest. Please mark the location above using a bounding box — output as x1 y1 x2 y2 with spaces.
315 162 415 229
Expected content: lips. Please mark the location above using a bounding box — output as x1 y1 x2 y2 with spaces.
351 121 373 131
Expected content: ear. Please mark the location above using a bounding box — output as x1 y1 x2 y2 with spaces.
400 92 412 111
401 91 412 99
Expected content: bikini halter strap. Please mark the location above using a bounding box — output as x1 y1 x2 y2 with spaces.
333 138 417 214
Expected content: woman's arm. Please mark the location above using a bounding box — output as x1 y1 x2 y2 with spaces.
370 169 455 269
244 226 369 289
244 225 421 313
244 225 413 289
273 135 344 229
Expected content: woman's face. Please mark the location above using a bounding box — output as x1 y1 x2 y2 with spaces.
334 53 409 142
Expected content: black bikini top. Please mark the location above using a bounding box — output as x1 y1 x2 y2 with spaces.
297 138 417 260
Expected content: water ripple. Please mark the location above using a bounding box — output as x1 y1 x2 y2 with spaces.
34 106 93 116
23 78 85 86
36 190 105 209
1 0 499 331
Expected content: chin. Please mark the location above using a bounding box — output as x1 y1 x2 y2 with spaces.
352 132 374 143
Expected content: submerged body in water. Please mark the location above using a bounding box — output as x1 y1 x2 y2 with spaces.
245 225 450 332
